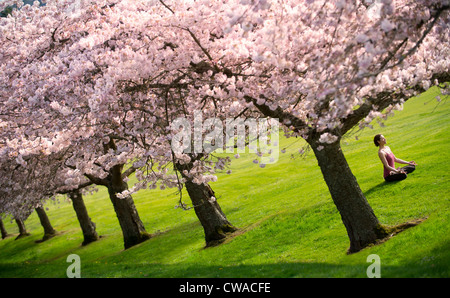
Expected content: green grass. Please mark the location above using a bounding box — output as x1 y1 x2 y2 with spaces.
0 87 449 278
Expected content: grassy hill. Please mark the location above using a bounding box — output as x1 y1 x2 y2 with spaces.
0 87 448 278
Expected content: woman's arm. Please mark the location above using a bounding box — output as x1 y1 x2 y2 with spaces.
394 157 417 166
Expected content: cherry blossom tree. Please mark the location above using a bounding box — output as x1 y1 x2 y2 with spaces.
0 158 34 240
0 1 155 249
0 145 98 243
0 0 237 247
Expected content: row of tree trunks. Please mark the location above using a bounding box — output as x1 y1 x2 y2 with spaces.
1 139 393 254
2 177 235 250
2 143 235 248
100 141 237 249
1 191 99 246
105 166 237 249
1 138 391 254
0 217 32 240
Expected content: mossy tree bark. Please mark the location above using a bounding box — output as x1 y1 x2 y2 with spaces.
68 190 99 245
309 139 389 253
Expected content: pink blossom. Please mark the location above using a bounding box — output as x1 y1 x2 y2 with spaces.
381 19 395 32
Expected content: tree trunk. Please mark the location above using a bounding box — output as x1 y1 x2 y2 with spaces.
0 218 9 239
106 165 150 249
175 158 237 246
184 180 237 246
68 190 99 246
35 206 57 241
310 140 389 253
14 217 30 240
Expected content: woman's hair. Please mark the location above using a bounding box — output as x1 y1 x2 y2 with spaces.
373 134 382 147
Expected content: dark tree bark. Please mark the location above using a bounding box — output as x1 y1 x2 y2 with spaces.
309 139 389 253
68 190 99 246
185 180 237 246
106 163 150 249
176 161 237 246
35 206 57 241
14 217 30 240
0 218 9 239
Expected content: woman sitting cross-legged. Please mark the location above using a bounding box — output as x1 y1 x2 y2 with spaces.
374 134 417 182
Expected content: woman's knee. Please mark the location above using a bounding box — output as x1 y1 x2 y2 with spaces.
385 173 407 182
405 165 415 174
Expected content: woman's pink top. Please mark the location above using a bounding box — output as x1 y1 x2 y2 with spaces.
384 152 396 178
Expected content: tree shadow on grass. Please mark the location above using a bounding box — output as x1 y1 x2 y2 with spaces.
1 242 448 278
361 179 430 255
119 236 450 278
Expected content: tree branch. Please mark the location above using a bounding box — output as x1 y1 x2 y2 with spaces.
122 165 137 180
159 0 174 14
243 95 309 135
341 71 450 135
362 4 449 79
55 181 94 195
65 163 108 186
